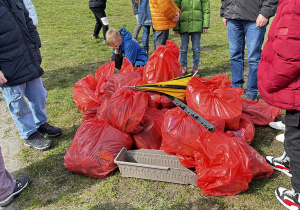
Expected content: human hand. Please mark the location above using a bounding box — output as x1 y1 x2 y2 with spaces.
203 28 208 33
256 14 268 27
174 31 179 35
222 17 227 26
173 11 180 22
0 70 7 84
114 48 119 54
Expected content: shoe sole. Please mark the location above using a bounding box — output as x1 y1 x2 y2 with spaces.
275 189 299 210
24 143 51 151
0 180 28 207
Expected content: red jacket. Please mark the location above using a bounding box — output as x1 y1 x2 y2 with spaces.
258 0 300 111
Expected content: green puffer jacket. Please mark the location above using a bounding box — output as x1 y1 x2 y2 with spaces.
173 0 210 33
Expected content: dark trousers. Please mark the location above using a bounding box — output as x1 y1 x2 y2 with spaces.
111 54 123 70
90 7 109 40
155 30 169 49
284 110 300 192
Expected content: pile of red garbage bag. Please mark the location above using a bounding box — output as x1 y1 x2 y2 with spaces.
65 40 282 196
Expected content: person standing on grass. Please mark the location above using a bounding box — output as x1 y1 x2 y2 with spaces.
136 0 156 55
149 0 181 47
89 0 109 42
0 0 62 151
131 0 142 42
257 0 300 209
173 0 210 76
0 146 29 207
220 0 277 101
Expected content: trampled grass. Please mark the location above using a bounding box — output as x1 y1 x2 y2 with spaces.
10 0 288 209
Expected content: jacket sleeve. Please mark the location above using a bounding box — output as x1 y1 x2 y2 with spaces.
202 0 210 28
260 0 278 19
220 0 226 17
23 1 41 47
269 7 300 91
124 42 138 65
157 0 181 21
173 0 181 31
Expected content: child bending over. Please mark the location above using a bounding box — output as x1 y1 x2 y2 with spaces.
106 27 148 70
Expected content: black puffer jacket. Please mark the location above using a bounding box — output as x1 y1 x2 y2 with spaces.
89 0 107 8
0 0 43 87
220 0 278 22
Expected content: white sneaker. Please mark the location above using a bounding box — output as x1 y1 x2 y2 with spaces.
269 121 286 131
276 133 285 142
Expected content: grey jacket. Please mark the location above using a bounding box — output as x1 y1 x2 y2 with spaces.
220 0 278 22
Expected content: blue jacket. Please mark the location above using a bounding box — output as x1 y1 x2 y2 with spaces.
0 0 43 87
138 0 152 26
116 27 148 66
131 0 138 15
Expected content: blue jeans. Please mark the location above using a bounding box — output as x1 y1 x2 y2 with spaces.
1 78 48 139
179 32 201 67
155 30 169 49
142 25 156 54
227 20 267 95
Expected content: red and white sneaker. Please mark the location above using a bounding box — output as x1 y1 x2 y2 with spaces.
275 187 300 210
266 155 292 177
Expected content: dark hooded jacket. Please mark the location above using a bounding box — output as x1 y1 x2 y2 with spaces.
0 0 43 87
220 0 277 22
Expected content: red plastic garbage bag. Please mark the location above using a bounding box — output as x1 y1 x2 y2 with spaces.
194 130 252 196
148 93 174 109
227 132 273 179
187 76 243 130
161 107 208 156
200 74 232 89
64 118 133 178
104 72 141 98
95 61 115 98
119 57 135 74
103 87 148 134
143 40 182 84
73 73 101 120
132 107 166 149
227 113 255 144
241 98 282 125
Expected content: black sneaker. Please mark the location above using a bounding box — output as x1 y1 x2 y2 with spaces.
38 122 62 137
244 93 257 101
0 175 29 207
275 187 300 210
266 155 292 177
24 131 52 150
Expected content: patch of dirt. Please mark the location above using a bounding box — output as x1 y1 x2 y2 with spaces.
0 92 27 209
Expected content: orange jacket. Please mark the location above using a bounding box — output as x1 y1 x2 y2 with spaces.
149 0 181 30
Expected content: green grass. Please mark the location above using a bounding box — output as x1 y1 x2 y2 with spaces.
10 0 289 209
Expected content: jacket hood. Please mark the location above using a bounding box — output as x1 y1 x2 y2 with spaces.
119 27 132 41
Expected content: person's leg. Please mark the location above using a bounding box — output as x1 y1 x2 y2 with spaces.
179 33 189 73
90 7 102 38
142 25 150 55
227 20 245 88
244 21 267 96
111 53 124 70
133 14 142 42
284 110 300 192
191 32 201 74
275 110 300 209
90 7 109 41
24 78 48 128
1 84 38 139
0 146 15 202
152 27 157 50
155 30 169 46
